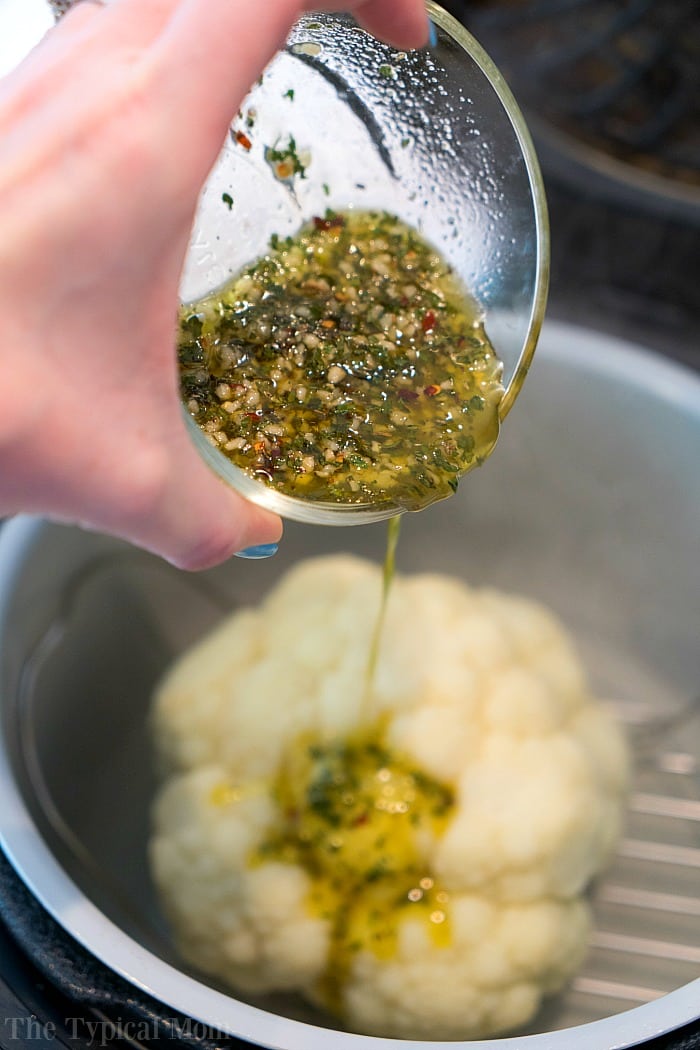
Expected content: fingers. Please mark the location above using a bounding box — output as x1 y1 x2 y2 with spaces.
10 0 429 195
0 375 282 572
360 1 429 50
50 0 175 51
107 380 285 567
147 0 428 177
316 0 429 50
0 0 174 125
88 490 282 571
81 408 284 571
149 0 299 150
69 451 282 572
137 432 284 571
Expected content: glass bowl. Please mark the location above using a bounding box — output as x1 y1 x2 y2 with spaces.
180 1 549 526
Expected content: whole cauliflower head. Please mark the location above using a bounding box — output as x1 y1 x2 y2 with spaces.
150 555 628 1040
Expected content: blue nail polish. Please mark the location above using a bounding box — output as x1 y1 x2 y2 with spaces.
428 20 437 47
235 543 279 560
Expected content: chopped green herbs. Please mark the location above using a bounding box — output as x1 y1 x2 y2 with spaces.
252 720 455 997
283 88 295 101
178 210 503 510
221 192 234 210
264 135 309 181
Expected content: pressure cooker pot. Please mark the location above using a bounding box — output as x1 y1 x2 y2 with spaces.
0 322 699 1049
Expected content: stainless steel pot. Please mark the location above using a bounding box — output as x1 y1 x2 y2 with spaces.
0 321 699 1048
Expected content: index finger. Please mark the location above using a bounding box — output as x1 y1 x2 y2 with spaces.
147 0 429 187
148 0 299 169
314 0 429 50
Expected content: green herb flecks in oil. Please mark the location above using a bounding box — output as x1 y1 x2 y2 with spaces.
178 210 503 510
253 716 454 1014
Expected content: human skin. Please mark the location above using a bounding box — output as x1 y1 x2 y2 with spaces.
0 0 428 569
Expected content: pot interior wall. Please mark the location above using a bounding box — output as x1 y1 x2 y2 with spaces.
1 325 699 1037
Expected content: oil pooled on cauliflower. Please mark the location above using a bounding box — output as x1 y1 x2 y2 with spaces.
255 723 454 1012
150 554 628 1040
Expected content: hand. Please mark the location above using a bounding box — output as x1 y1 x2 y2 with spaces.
0 0 428 569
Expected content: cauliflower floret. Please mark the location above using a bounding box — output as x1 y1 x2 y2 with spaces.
154 558 378 780
150 766 329 992
341 895 590 1039
150 555 628 1040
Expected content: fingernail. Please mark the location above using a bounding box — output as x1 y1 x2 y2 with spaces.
234 543 279 560
428 20 437 47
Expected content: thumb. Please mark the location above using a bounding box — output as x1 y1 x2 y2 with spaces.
122 435 283 571
2 411 283 572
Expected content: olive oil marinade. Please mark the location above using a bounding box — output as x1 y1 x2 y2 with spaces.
178 210 503 512
253 690 455 1016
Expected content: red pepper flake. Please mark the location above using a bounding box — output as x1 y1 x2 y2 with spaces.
422 310 437 333
235 130 252 151
246 410 263 420
313 214 345 231
352 812 369 827
320 318 337 329
424 384 440 397
398 387 419 402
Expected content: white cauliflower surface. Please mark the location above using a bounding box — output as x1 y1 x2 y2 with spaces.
149 555 628 1040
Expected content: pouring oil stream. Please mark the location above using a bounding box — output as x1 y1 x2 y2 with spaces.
363 514 402 710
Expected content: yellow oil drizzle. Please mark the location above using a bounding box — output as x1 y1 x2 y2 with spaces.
208 783 243 807
363 514 402 711
251 720 454 1017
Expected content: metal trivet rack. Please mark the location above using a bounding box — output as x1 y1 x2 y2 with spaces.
568 724 700 1026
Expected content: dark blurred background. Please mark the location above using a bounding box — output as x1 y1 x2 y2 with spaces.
446 0 700 372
